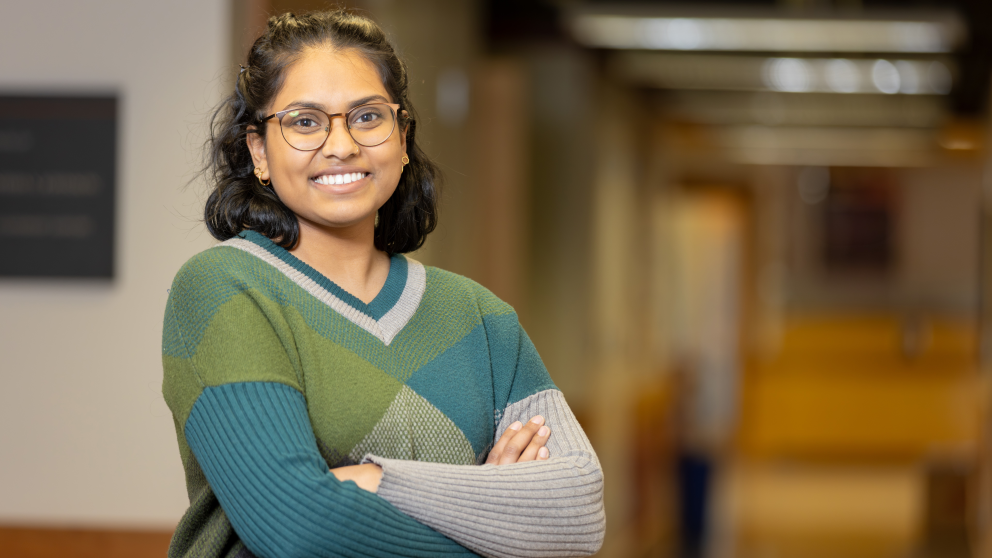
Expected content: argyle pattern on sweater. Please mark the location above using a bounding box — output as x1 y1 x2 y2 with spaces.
162 231 556 557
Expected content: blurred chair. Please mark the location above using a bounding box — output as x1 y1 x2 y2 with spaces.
725 314 981 558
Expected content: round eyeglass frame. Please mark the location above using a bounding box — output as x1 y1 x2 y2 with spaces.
260 102 402 151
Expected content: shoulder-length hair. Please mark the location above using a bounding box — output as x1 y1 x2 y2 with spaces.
203 9 440 254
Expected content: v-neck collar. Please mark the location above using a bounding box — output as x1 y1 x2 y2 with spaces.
222 230 426 345
237 230 406 320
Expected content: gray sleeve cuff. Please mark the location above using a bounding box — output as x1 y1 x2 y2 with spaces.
364 389 605 558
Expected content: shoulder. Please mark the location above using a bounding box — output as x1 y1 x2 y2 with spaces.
165 237 288 335
169 234 292 301
418 263 515 319
172 240 259 289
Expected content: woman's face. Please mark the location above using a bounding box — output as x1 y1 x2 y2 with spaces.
247 47 407 237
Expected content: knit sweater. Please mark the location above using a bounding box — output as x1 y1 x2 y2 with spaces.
162 231 605 558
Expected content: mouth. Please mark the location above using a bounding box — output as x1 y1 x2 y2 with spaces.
312 172 369 186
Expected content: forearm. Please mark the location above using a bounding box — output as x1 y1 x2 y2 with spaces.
331 463 383 492
366 389 606 558
186 381 479 558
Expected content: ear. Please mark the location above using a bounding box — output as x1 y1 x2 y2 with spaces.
399 110 410 151
246 126 269 180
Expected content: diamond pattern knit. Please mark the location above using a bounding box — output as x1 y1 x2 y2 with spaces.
162 231 604 558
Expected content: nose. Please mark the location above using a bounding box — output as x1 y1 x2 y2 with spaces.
320 114 359 159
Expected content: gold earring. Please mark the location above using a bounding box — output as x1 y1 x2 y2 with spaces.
254 167 270 186
401 155 410 166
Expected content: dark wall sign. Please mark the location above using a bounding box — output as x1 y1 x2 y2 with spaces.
822 167 895 274
0 95 116 278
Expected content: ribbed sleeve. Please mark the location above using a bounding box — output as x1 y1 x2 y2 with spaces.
185 381 479 558
367 389 605 558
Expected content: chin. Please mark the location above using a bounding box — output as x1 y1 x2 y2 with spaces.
307 212 376 230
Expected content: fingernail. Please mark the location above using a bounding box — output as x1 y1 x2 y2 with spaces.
539 447 549 458
509 421 522 431
530 415 544 424
538 426 549 437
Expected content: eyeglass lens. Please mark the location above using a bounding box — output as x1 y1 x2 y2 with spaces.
279 104 396 150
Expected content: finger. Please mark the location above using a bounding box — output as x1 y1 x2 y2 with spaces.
517 425 551 462
497 415 544 465
486 421 521 464
486 421 522 464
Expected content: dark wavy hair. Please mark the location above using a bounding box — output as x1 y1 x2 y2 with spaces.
203 9 440 253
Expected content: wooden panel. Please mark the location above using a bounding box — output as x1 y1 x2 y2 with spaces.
739 370 981 459
471 60 529 310
0 527 172 558
771 315 977 362
725 464 924 558
739 315 981 459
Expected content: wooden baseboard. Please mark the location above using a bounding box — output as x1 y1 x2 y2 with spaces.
0 526 172 558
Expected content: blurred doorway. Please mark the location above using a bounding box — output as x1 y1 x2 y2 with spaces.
669 190 746 558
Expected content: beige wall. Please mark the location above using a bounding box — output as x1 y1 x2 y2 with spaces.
785 164 982 314
0 0 228 528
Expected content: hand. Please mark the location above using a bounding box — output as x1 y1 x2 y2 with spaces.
330 463 382 493
485 415 551 465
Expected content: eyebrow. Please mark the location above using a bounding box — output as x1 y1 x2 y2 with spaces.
281 94 391 113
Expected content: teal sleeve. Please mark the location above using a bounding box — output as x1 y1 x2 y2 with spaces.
184 381 480 558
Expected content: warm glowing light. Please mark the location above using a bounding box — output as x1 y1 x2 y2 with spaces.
573 15 962 53
640 18 705 50
872 60 901 94
614 52 953 95
764 58 812 93
825 59 860 93
896 61 920 94
940 139 977 150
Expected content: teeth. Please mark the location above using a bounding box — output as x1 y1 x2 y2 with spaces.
315 172 365 185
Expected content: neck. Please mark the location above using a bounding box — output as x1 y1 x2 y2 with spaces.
289 216 390 304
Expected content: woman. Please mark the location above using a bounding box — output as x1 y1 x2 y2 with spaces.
163 9 604 558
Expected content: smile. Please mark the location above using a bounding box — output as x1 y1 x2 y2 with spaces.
313 172 368 186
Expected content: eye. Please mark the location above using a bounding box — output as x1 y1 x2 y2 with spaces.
349 106 387 129
283 110 327 133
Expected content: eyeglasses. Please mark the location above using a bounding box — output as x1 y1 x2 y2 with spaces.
260 102 401 151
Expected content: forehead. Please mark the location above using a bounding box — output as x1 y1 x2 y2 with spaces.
273 47 389 108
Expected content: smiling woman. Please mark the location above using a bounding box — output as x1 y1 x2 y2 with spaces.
163 9 604 558
246 48 407 275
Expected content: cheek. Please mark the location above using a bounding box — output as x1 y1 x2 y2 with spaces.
268 146 311 182
380 178 400 203
376 142 405 179
269 183 299 216
377 163 402 200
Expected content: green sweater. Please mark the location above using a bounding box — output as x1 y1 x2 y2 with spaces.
162 231 605 558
